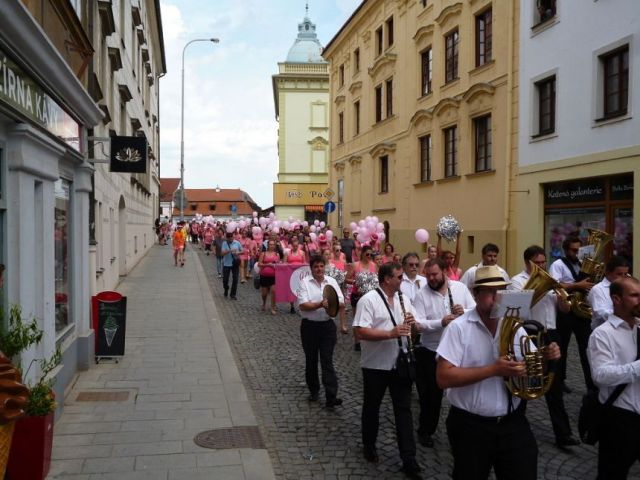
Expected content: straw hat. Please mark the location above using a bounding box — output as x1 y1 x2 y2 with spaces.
473 265 510 288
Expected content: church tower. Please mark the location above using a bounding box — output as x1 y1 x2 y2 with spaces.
271 6 330 222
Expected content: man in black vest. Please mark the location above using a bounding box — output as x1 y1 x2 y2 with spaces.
548 236 595 392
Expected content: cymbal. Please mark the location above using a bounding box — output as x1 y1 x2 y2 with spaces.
323 284 339 318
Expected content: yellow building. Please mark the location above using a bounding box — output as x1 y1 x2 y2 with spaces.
323 0 520 272
272 10 330 222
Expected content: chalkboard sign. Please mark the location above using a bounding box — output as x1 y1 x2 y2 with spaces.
93 292 127 358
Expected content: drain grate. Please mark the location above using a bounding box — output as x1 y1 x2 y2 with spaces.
194 426 264 449
76 391 130 402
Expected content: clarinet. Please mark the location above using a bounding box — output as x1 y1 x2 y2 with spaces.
397 291 415 356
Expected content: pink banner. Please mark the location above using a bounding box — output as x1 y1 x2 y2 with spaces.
274 264 309 303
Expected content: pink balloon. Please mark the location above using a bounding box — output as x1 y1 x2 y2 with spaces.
302 221 309 227
415 228 430 244
310 232 317 241
349 222 358 231
314 220 320 226
372 216 379 223
226 224 235 234
378 232 386 242
310 225 317 233
319 221 326 229
253 211 258 217
326 230 333 241
376 223 385 232
358 220 365 227
269 212 275 219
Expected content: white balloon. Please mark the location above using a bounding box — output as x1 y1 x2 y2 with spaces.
358 220 365 227
314 220 320 226
302 221 309 227
326 230 334 241
378 232 386 242
376 222 385 232
309 232 317 241
269 212 275 219
310 225 317 233
372 216 379 224
319 221 326 229
253 211 258 217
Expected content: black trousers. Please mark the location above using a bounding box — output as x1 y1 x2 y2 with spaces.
222 264 239 297
556 311 595 391
544 329 573 440
446 406 538 480
414 347 443 436
300 319 338 401
598 406 640 480
361 367 416 463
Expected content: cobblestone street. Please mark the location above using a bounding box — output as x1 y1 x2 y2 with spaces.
197 251 639 480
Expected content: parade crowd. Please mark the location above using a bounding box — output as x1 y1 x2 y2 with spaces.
160 214 638 480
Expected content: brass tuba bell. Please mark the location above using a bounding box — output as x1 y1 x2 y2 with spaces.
524 262 570 308
498 307 555 400
571 228 615 319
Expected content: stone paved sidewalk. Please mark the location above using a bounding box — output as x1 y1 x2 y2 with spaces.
196 248 640 480
47 245 276 480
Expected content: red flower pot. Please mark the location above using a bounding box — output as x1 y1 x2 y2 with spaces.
6 412 53 480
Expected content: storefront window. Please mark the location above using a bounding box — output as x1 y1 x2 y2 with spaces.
54 179 70 333
544 174 633 267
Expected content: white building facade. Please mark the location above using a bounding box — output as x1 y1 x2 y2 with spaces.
516 0 639 271
90 0 166 293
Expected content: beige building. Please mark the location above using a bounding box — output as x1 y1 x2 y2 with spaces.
323 0 520 272
272 11 331 223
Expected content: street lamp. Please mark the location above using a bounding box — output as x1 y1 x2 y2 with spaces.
180 37 219 220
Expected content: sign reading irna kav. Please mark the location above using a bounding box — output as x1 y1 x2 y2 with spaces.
0 48 81 151
110 135 148 173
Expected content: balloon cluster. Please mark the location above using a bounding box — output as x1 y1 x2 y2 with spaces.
348 216 386 245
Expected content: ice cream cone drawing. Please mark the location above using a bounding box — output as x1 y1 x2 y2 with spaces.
103 316 119 347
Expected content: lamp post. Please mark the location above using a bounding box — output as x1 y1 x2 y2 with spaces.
180 37 219 220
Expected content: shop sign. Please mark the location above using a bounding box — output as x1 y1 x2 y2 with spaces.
110 135 147 173
544 178 605 205
0 48 81 151
274 183 330 206
610 174 633 201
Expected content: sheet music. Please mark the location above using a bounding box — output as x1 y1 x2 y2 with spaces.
490 290 534 319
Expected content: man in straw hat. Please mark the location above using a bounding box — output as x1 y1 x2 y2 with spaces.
296 255 346 409
436 265 561 480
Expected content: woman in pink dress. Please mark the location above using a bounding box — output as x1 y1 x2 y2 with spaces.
437 231 463 281
285 236 306 314
303 234 318 259
239 230 251 284
330 244 346 271
258 240 281 314
380 243 395 264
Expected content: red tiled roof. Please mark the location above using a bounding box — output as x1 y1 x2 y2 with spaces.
159 178 180 201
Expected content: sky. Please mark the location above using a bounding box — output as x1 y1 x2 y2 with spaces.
159 0 361 208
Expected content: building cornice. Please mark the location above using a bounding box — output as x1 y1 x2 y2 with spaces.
462 83 495 103
369 142 396 158
413 25 434 44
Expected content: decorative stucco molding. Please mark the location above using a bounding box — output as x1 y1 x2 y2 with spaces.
349 81 363 95
368 53 397 77
435 2 463 27
409 109 434 129
462 83 495 103
433 97 460 117
369 142 397 158
413 25 434 44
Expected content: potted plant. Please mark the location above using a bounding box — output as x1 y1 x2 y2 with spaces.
0 305 60 480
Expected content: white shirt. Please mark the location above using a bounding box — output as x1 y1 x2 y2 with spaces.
413 280 476 351
549 258 580 284
400 273 426 305
460 263 510 291
588 278 612 330
588 315 640 415
508 270 558 330
436 309 531 417
353 288 416 371
296 275 344 321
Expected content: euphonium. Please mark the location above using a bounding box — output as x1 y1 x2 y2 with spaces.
571 228 614 318
524 262 571 308
498 307 555 400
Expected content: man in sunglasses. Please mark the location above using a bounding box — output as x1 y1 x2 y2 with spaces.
340 228 356 264
400 252 426 305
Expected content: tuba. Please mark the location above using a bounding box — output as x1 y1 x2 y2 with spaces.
571 229 614 318
498 307 555 400
524 262 570 308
